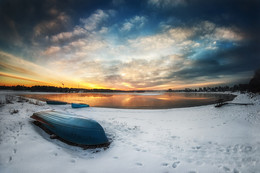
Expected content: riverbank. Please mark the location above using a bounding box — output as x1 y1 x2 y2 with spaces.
0 91 259 173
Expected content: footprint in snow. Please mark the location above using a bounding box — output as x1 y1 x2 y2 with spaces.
223 166 230 172
161 163 168 166
9 156 12 162
135 162 143 166
192 146 201 150
171 136 180 139
172 161 180 168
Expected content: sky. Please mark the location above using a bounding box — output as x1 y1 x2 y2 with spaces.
0 0 259 90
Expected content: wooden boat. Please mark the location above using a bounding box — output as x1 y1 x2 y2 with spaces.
31 111 108 146
46 100 67 105
71 103 89 108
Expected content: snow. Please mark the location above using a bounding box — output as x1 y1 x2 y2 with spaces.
0 91 260 173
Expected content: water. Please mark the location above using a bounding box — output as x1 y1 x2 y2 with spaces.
22 92 235 109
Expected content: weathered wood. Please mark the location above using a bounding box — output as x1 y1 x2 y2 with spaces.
215 102 253 108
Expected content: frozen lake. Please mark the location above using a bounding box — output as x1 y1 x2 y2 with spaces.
21 92 235 109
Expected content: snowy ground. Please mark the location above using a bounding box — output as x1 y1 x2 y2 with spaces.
0 91 260 173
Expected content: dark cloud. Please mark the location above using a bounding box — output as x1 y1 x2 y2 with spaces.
0 0 259 88
0 0 110 47
151 0 260 84
1 0 258 45
171 42 260 83
149 0 260 46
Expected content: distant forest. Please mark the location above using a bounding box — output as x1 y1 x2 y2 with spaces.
1 69 259 93
0 85 124 93
180 69 260 93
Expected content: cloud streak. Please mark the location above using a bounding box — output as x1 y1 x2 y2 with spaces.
0 51 78 87
0 72 52 85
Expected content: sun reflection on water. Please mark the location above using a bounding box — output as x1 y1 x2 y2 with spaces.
22 92 235 109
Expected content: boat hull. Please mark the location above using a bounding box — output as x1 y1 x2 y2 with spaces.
71 103 89 108
31 111 108 145
46 101 67 105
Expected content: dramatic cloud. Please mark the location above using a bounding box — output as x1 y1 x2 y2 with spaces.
148 0 187 8
50 26 86 43
80 9 115 31
43 46 61 55
120 16 147 32
34 12 70 37
0 0 259 89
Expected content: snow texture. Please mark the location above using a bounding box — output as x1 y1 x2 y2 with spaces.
0 91 260 173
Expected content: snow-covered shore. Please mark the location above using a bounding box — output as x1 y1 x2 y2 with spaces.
0 91 259 173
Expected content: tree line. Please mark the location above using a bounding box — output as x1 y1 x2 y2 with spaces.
168 68 260 93
0 85 122 93
168 84 250 93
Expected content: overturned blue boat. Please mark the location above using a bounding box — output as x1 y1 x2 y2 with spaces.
72 103 89 108
31 111 108 146
46 100 67 105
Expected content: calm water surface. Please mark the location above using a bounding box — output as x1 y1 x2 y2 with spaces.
22 92 235 109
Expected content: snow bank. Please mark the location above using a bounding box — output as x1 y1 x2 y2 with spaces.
0 91 259 173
